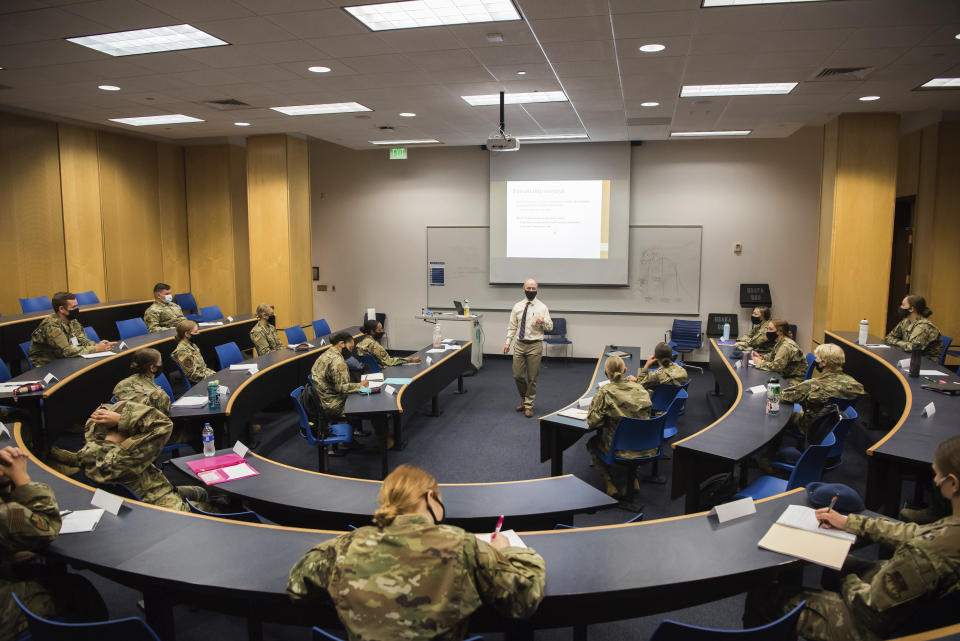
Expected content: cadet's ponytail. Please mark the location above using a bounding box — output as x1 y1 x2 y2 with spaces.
130 348 161 375
906 294 933 318
604 355 626 382
372 464 441 528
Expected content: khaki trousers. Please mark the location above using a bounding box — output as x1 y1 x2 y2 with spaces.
512 340 543 409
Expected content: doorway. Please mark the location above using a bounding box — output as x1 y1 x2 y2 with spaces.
886 197 915 334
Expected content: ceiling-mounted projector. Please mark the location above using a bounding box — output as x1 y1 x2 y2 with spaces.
487 133 519 151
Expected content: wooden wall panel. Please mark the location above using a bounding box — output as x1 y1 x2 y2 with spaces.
228 145 251 316
928 122 960 363
910 124 939 300
0 113 67 314
287 136 312 326
158 143 191 292
59 124 106 298
813 118 838 345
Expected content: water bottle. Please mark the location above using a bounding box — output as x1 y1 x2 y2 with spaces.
201 423 215 457
207 380 220 409
909 343 922 378
463 299 470 317
432 323 442 348
766 377 781 415
858 319 869 345
722 322 730 341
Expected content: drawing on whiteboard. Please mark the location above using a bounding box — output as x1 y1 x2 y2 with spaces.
636 249 681 302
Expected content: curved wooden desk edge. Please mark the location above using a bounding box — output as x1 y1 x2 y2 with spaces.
537 345 606 422
670 338 742 450
396 340 473 414
890 622 960 641
824 331 912 457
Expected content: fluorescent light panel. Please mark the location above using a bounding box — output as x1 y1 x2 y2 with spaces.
918 78 960 89
109 114 203 126
670 130 751 137
67 24 227 57
271 102 371 115
517 134 588 141
345 0 520 32
369 139 440 145
681 83 796 97
462 91 567 106
702 0 828 6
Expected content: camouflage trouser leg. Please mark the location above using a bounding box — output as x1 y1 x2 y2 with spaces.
744 584 878 641
0 578 55 641
176 485 219 513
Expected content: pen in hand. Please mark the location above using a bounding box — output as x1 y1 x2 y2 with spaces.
491 514 504 541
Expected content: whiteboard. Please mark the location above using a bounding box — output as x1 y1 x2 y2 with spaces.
426 226 701 314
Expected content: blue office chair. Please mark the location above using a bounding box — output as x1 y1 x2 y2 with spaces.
153 373 175 402
938 335 953 366
198 305 223 321
215 342 244 369
184 497 262 523
649 600 805 641
358 354 381 374
778 407 858 472
153 375 190 462
175 293 201 321
284 325 309 345
82 326 100 343
312 319 332 341
667 320 703 372
291 386 354 473
313 628 481 641
116 318 148 340
733 432 836 501
803 353 816 380
172 360 192 390
19 342 33 370
74 291 100 305
12 593 161 641
543 317 573 361
0 359 10 384
650 385 687 438
661 387 688 440
789 324 798 342
19 296 51 313
589 412 668 493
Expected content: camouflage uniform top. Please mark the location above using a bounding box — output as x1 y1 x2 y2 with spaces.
885 317 943 360
143 301 186 333
77 401 189 512
836 513 960 636
735 324 776 357
355 334 414 368
287 513 546 641
250 322 283 356
781 369 864 434
587 378 654 458
0 481 61 565
171 340 215 385
638 361 689 391
28 314 96 367
755 336 807 383
112 373 171 416
310 348 363 418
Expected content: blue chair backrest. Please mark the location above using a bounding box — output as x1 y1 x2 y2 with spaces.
83 326 100 342
215 342 243 369
803 353 816 380
154 373 175 403
939 335 953 366
290 386 319 446
789 324 798 342
74 291 100 305
650 385 682 413
285 325 308 344
173 360 191 390
547 317 567 336
611 414 666 458
649 600 805 641
312 319 331 340
19 296 51 313
198 305 223 320
662 388 688 427
19 342 33 369
184 497 261 523
0 358 10 383
787 431 836 490
358 354 381 374
175 293 198 314
12 592 162 641
670 320 702 350
116 318 148 340
828 406 857 459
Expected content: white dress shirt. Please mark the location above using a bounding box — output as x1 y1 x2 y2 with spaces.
505 297 553 344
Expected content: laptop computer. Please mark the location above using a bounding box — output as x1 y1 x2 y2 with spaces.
453 300 464 315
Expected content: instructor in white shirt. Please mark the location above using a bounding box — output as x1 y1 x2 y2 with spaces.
503 279 553 417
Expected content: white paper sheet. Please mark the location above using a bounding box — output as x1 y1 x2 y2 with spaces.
60 509 105 534
229 364 258 372
557 407 588 420
577 396 593 409
923 402 936 417
777 505 855 541
91 489 123 516
709 497 756 523
222 462 257 480
426 348 445 354
476 529 526 548
0 382 39 393
198 321 223 327
80 351 116 359
172 396 209 408
748 385 767 394
920 370 948 376
362 373 385 382
864 344 889 348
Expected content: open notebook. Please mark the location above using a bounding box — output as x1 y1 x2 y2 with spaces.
758 505 855 570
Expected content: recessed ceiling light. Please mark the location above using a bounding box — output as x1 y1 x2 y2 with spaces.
398 112 416 117
955 33 960 40
345 0 520 31
98 85 120 91
67 24 227 57
109 114 204 126
307 66 331 73
917 78 960 89
369 139 440 145
859 95 880 101
638 44 665 53
681 82 797 97
462 91 568 106
702 0 829 6
640 101 660 107
516 134 589 141
234 122 251 127
517 71 527 75
670 130 751 137
271 102 372 115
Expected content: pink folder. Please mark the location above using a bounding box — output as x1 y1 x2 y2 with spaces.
186 453 259 485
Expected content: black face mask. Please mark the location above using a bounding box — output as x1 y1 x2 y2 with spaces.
426 493 445 525
373 331 385 341
766 331 779 342
267 314 276 326
524 290 536 301
66 307 80 322
751 315 762 326
814 362 825 373
151 366 162 378
897 308 910 319
341 347 353 359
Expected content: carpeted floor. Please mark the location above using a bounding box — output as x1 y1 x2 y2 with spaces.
73 355 882 641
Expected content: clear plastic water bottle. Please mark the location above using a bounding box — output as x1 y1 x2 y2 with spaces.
722 322 730 341
766 377 781 415
207 380 220 409
432 323 442 348
201 422 215 457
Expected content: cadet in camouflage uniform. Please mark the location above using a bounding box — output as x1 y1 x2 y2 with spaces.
0 445 106 640
753 319 806 384
77 400 215 512
143 282 186 332
885 294 943 361
781 343 864 437
112 348 170 416
355 319 421 368
735 306 775 357
28 291 115 367
249 304 283 356
287 464 545 641
310 332 369 419
744 435 960 641
586 356 653 497
635 342 689 391
171 320 215 385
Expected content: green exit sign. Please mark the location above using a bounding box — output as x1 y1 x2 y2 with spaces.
389 147 407 160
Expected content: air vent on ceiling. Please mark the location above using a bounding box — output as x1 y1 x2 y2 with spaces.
811 66 873 81
202 98 254 111
626 117 672 126
377 125 395 130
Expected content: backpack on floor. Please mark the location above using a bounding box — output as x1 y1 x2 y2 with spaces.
697 473 739 511
299 378 331 439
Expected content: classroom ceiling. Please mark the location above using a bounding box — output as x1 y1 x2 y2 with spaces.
0 0 958 148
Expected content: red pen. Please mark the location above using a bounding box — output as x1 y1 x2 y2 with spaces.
491 514 504 540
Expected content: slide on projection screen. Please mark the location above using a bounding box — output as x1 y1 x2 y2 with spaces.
489 142 630 286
